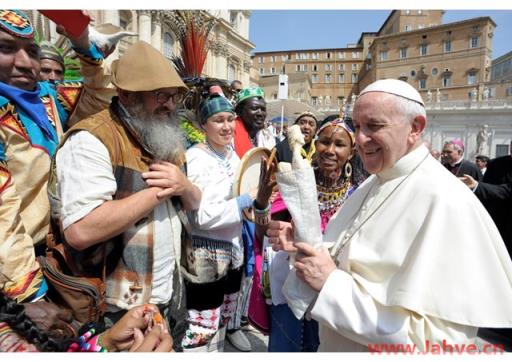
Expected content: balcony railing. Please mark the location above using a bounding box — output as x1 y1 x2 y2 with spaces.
308 98 512 113
424 99 512 110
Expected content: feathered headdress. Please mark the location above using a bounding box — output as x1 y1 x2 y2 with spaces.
168 10 216 79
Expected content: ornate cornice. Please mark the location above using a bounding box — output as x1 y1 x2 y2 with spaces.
210 41 229 57
151 10 163 22
137 10 152 17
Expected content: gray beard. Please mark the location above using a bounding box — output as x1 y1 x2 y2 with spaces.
123 103 186 163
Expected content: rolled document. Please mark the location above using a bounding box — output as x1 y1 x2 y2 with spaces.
276 124 323 319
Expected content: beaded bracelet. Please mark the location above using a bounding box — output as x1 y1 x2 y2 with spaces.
253 200 271 226
255 212 271 226
67 328 108 352
253 201 271 214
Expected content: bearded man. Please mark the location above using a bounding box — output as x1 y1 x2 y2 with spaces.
49 41 201 351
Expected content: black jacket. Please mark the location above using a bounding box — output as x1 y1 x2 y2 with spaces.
444 159 482 181
474 156 512 256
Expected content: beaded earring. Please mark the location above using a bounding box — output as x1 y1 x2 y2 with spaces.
344 162 352 179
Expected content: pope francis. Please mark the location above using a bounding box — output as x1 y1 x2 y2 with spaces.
267 79 512 352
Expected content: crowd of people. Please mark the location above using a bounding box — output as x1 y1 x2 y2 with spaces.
1 9 512 353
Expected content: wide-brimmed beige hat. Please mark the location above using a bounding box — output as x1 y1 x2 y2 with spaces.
111 40 187 92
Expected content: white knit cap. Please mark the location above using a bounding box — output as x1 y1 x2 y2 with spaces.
359 79 424 106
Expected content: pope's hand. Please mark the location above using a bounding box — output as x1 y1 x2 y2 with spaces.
294 242 336 292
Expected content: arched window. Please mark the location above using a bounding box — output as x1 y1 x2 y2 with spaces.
228 64 236 82
163 32 174 59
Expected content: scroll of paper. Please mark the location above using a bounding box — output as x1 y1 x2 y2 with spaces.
276 124 322 319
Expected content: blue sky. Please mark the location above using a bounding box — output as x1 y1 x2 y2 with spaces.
249 10 512 59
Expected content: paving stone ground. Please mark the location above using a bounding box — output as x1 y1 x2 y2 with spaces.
222 325 510 353
224 324 268 352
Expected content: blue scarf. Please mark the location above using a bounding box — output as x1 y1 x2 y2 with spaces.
0 81 57 143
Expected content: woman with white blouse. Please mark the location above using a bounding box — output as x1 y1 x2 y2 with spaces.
181 94 255 351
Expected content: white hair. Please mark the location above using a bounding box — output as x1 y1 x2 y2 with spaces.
123 103 186 163
393 96 426 124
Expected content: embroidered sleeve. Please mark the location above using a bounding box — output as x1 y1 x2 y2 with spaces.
55 81 84 116
53 43 104 118
73 42 104 66
0 160 48 303
64 42 116 129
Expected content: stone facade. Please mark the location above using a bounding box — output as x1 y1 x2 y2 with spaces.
26 10 254 86
253 10 511 158
254 47 363 114
258 73 312 103
488 50 512 100
424 101 512 159
359 12 496 104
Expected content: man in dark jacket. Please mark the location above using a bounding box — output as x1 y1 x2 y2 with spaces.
442 139 482 181
461 154 512 256
460 154 512 350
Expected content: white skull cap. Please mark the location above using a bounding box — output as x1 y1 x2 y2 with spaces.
359 79 425 106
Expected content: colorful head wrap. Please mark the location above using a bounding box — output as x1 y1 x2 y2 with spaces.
39 41 65 69
236 87 264 104
449 138 465 152
200 94 234 124
0 10 33 38
295 111 318 125
315 117 355 146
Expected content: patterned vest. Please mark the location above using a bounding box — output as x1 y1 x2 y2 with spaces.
48 106 183 309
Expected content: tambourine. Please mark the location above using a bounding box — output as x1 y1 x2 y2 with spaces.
232 147 272 221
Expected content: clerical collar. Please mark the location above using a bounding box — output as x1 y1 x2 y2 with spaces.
377 145 429 181
449 157 464 168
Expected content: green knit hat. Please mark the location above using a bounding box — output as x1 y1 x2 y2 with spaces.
236 87 265 104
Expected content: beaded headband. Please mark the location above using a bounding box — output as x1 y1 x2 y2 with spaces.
295 111 318 124
0 10 34 39
315 118 355 145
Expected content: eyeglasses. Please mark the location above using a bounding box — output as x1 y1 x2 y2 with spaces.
154 90 184 105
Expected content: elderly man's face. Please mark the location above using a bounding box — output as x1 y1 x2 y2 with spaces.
120 87 185 162
240 98 267 134
441 143 462 164
0 30 40 91
124 87 181 119
40 58 64 83
353 92 416 174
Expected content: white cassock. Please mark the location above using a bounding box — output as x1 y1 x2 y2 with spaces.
305 145 512 352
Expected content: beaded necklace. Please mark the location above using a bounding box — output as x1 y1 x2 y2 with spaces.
205 140 235 179
316 169 353 222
